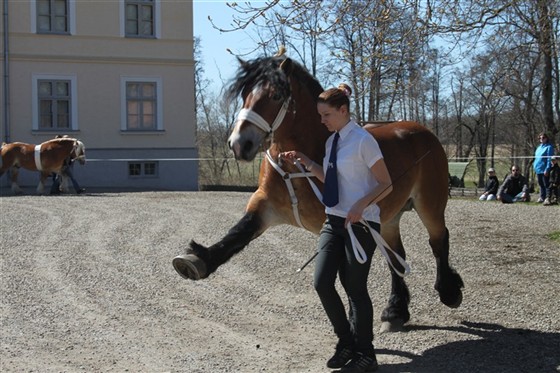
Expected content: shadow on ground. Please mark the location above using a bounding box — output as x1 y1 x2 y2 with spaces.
378 321 559 372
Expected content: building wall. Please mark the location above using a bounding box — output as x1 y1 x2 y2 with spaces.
1 0 198 191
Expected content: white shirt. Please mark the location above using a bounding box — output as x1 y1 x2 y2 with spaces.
323 120 384 223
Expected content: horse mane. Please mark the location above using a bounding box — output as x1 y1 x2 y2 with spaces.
225 55 324 105
48 137 76 142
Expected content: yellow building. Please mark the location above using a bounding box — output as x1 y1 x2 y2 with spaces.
1 0 197 191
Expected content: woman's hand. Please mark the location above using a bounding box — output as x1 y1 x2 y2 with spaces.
345 200 367 227
280 151 310 167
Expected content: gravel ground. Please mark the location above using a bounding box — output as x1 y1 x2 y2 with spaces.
1 191 559 373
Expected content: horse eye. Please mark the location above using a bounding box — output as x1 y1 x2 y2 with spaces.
271 93 282 101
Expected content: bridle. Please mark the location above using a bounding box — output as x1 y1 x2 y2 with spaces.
73 140 86 163
234 93 312 228
235 98 292 137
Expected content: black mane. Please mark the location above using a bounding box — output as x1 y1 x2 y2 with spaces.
225 56 324 104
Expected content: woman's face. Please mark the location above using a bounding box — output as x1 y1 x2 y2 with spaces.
317 102 348 132
539 135 548 143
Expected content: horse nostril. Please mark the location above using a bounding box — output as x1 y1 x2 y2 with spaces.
242 140 253 158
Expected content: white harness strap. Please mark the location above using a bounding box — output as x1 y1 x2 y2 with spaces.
34 144 42 171
236 99 291 134
265 150 313 229
292 160 410 277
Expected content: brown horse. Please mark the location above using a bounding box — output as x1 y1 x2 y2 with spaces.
173 54 463 331
0 137 86 194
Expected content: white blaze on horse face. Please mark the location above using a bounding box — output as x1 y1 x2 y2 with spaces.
74 140 86 164
227 85 268 161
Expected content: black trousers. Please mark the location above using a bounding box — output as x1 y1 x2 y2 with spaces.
314 214 379 355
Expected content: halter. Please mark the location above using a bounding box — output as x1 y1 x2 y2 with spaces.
236 98 291 137
73 140 86 162
265 150 313 229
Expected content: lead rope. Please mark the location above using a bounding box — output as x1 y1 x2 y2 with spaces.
292 160 410 277
265 150 313 229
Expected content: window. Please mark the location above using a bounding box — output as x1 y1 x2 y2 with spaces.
32 75 78 131
125 0 155 37
38 80 71 129
126 82 156 130
36 0 69 34
121 77 163 131
144 162 157 176
129 162 158 177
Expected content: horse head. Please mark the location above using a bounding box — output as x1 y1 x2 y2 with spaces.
226 53 324 161
72 140 86 165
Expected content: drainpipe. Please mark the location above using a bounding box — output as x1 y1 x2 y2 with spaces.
3 0 10 144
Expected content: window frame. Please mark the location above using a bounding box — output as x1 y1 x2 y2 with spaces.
120 77 163 132
120 0 161 39
128 161 159 178
31 0 76 35
32 74 79 132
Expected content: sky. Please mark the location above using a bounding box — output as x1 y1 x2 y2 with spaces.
193 1 259 94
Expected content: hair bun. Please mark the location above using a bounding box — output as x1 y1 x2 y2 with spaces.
338 83 352 97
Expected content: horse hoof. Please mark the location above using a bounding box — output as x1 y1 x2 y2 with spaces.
443 290 463 309
380 319 405 333
172 254 207 280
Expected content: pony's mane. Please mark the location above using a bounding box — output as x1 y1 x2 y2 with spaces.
226 56 324 104
47 137 77 145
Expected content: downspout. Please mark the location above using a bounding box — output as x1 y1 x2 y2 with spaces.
3 0 10 144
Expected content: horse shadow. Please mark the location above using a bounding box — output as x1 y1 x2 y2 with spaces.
377 321 559 372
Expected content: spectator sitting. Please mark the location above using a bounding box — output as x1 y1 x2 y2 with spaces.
479 168 499 201
497 165 530 203
543 156 559 206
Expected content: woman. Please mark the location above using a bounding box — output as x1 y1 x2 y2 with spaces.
478 168 499 201
281 84 391 373
533 133 554 203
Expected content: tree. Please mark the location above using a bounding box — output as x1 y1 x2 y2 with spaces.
422 0 559 146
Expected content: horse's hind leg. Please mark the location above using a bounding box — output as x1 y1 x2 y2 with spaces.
430 227 463 307
415 201 464 308
36 172 49 194
10 167 23 194
379 214 410 332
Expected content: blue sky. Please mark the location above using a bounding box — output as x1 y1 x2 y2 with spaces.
194 1 258 94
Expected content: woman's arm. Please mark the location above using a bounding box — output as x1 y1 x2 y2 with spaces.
345 158 392 226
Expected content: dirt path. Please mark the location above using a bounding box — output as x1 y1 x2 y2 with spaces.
1 192 559 372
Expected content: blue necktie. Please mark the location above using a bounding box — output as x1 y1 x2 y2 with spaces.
323 132 340 207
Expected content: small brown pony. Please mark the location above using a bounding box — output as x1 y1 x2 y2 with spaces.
173 53 463 332
1 137 86 194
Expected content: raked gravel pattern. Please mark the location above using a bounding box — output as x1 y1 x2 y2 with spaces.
1 191 559 372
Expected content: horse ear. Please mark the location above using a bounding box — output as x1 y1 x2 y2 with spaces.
237 57 249 69
280 58 293 76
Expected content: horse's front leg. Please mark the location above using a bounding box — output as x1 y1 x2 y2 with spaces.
173 191 271 280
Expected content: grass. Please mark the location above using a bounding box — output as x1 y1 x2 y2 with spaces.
198 156 261 187
548 231 560 242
